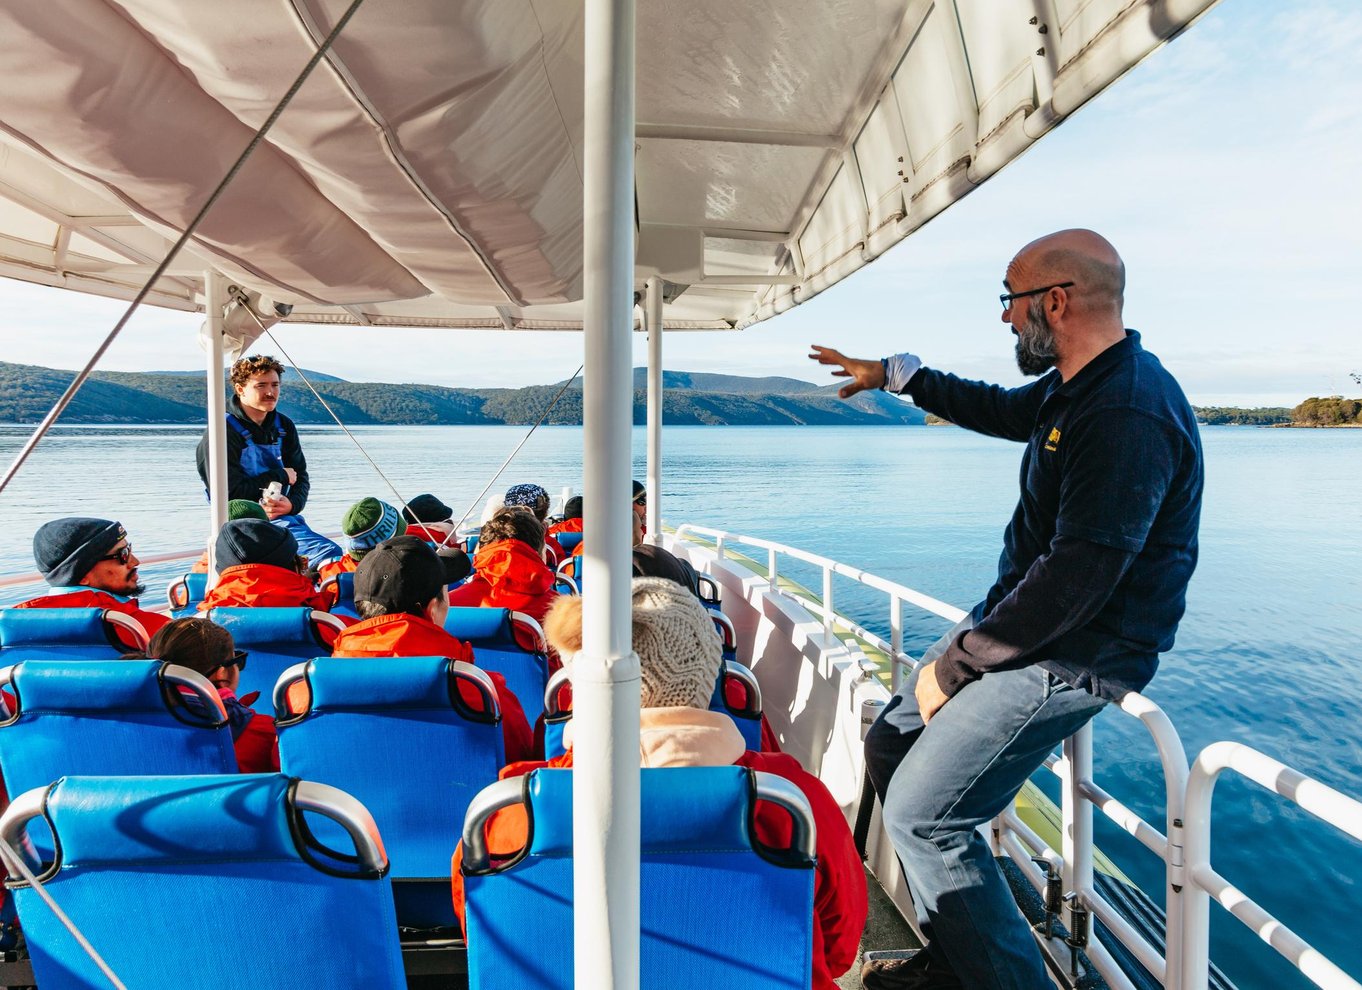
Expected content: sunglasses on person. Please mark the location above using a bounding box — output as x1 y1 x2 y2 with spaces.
98 544 134 566
221 650 248 672
633 493 647 506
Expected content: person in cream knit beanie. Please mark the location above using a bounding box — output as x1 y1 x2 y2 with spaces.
543 576 721 710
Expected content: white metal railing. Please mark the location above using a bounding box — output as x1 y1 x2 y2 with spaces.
673 525 1362 990
672 523 967 691
1181 743 1362 990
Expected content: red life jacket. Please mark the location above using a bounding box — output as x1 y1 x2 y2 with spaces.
198 563 336 613
449 539 559 626
450 747 866 989
545 518 584 538
328 613 534 764
12 589 169 646
405 522 457 546
317 554 359 583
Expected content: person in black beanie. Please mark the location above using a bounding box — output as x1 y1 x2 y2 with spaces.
196 519 336 616
14 516 169 637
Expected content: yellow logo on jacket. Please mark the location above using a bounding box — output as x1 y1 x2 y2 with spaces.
1044 427 1061 452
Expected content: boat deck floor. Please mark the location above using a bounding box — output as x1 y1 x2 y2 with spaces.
836 866 921 989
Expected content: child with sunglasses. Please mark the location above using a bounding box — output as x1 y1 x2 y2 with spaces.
136 617 280 773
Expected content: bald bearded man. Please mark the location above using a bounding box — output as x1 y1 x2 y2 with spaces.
811 230 1204 990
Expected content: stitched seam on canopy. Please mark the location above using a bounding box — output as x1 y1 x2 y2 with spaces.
286 0 526 308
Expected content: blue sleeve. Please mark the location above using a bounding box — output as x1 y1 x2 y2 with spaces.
904 368 1051 442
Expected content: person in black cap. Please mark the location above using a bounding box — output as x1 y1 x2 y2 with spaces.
14 516 169 637
401 493 458 546
196 519 337 616
317 536 532 763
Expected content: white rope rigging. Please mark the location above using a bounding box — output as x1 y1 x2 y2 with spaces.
0 0 368 501
0 837 128 990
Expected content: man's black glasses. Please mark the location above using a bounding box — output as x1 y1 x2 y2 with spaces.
99 545 134 566
1000 281 1074 308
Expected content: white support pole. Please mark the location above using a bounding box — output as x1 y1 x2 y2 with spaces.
203 272 230 581
1062 721 1095 905
577 0 640 988
645 277 663 545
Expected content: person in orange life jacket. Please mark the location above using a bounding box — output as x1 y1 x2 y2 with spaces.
195 354 342 569
317 497 406 583
303 536 534 764
401 493 460 547
451 578 867 989
545 494 583 546
503 483 565 566
188 499 269 574
448 506 559 631
131 616 279 773
15 517 169 643
196 520 350 642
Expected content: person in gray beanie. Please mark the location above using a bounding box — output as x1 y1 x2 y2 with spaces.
14 516 169 638
452 576 867 986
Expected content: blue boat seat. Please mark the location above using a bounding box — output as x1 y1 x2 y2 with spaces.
204 606 341 700
554 530 583 555
321 570 359 618
712 609 739 664
1 774 406 990
275 656 505 930
553 574 579 596
0 607 150 661
165 571 208 615
444 607 550 723
0 660 237 860
542 659 763 757
462 766 815 990
696 573 721 608
555 555 581 592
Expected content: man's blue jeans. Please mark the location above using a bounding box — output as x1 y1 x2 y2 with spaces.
865 627 1107 990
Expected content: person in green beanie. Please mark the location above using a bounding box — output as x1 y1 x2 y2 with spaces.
317 498 406 583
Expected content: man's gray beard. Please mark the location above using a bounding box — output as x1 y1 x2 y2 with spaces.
1015 298 1058 376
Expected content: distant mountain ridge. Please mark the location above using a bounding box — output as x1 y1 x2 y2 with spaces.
0 361 925 426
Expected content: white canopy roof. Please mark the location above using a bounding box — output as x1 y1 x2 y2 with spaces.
0 0 1217 331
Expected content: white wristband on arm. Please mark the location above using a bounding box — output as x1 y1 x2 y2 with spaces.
882 352 923 393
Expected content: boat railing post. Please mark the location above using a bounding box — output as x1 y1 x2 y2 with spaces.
889 593 903 691
203 271 229 582
577 0 640 986
767 546 779 591
1061 721 1095 946
822 567 834 639
644 276 663 546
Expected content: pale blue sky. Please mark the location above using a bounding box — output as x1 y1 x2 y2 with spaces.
1 0 1358 407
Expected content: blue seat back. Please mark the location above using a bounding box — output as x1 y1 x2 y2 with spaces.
166 571 208 616
329 571 358 618
0 608 134 661
0 660 238 860
464 767 814 990
542 662 762 758
445 607 549 722
276 656 504 928
554 530 583 554
6 774 405 990
205 607 330 700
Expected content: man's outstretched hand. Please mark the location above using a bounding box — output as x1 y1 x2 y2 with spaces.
808 345 885 398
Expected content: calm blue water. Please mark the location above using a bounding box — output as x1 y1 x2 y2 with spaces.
1 422 1358 989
